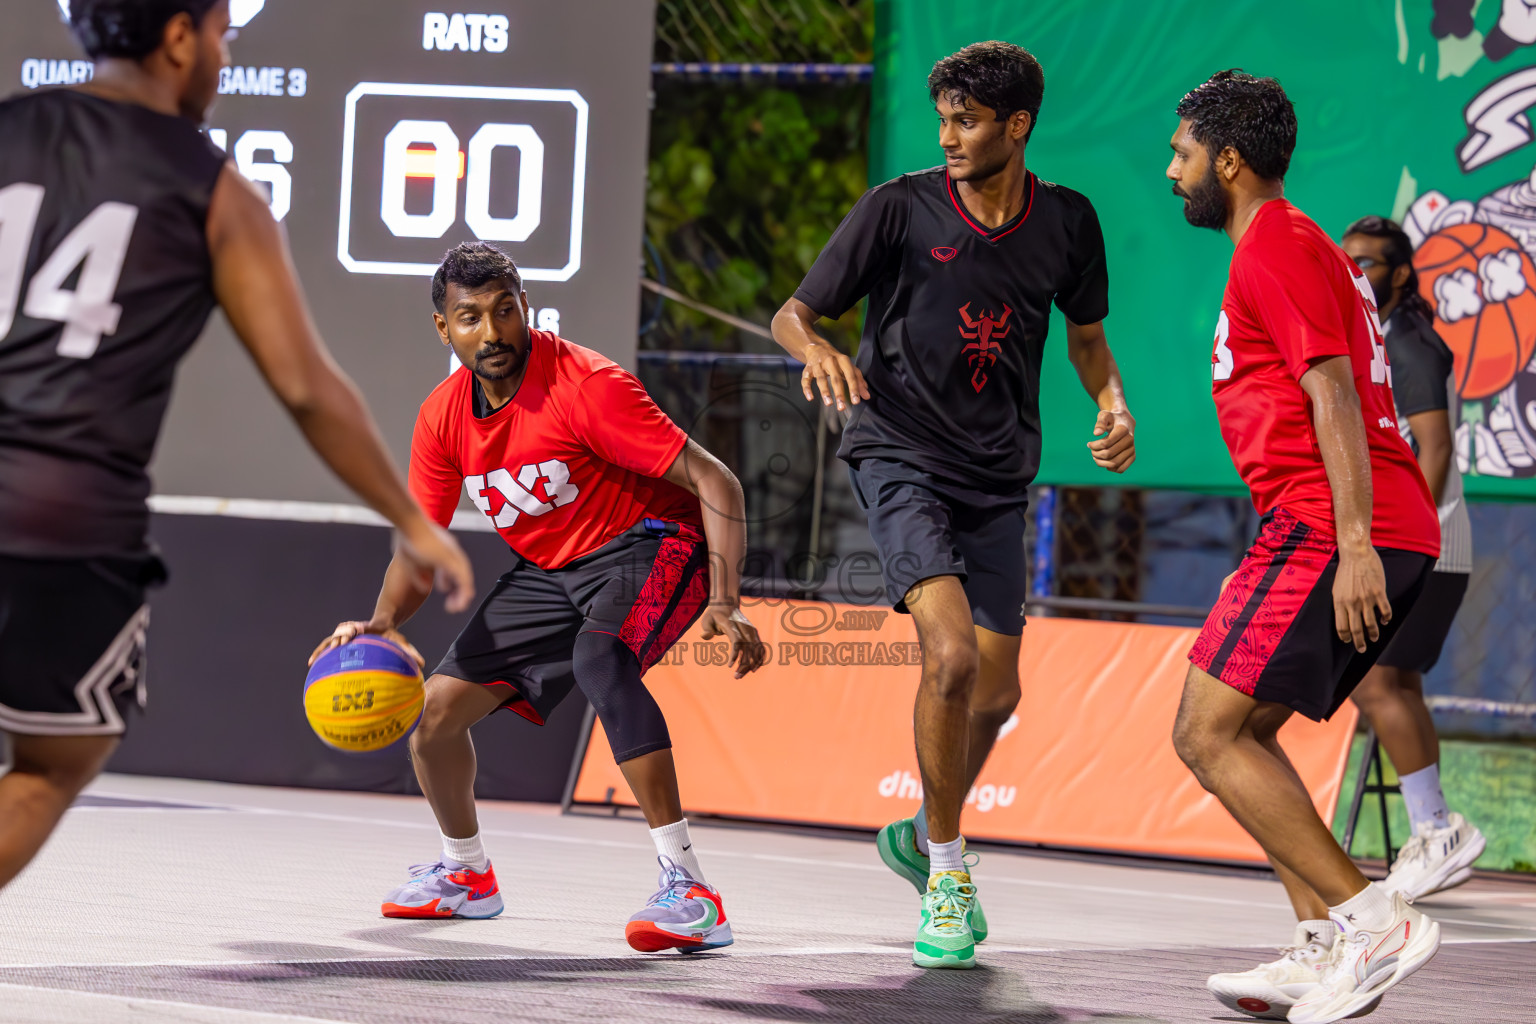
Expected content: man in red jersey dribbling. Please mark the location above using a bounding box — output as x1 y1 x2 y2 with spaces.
314 242 765 953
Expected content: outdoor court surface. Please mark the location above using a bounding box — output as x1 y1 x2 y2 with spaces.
2 775 1533 1023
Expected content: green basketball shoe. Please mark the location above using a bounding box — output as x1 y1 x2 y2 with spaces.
913 870 978 969
876 818 989 942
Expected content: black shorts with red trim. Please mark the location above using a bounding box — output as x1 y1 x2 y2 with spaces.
1188 508 1433 721
432 517 708 725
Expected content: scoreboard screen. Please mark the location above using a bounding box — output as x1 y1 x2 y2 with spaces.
2 0 656 505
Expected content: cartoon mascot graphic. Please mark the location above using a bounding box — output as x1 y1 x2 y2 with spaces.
1406 186 1536 478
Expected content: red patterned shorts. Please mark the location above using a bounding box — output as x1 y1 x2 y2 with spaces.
433 517 708 726
1188 508 1431 721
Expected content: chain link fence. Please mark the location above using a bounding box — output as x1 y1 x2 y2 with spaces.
654 0 870 65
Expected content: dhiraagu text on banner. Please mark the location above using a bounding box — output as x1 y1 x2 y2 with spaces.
872 0 1536 499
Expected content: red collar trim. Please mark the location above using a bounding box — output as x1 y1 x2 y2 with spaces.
945 171 1035 241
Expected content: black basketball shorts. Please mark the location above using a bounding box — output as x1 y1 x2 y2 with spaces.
433 518 709 724
847 458 1029 636
1188 509 1433 721
1376 569 1469 673
0 553 163 736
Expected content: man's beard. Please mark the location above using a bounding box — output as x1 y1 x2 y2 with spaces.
474 334 529 380
1173 163 1228 231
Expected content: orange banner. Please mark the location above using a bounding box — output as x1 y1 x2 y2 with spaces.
573 603 1358 863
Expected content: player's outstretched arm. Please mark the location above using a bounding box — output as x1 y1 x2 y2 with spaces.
772 297 870 413
1065 318 1136 473
1301 356 1390 653
206 164 473 614
662 440 768 678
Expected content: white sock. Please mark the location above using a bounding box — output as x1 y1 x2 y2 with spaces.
912 804 930 855
928 836 964 875
1329 882 1396 935
651 818 706 884
1293 918 1337 949
441 832 488 872
1398 763 1451 835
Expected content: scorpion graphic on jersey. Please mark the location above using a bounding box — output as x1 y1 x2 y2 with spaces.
957 302 1013 393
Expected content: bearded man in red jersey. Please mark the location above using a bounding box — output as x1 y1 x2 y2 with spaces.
1165 72 1443 1024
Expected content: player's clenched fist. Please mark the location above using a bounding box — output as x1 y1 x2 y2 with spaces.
1087 408 1137 473
800 340 870 412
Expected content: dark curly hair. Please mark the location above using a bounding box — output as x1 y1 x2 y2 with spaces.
1344 215 1435 321
928 41 1045 141
432 242 523 314
1175 69 1297 182
69 0 221 61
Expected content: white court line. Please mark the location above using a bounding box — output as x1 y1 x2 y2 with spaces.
86 792 1536 920
70 807 231 813
1 935 1531 973
1424 916 1536 932
102 797 1301 911
0 980 359 1024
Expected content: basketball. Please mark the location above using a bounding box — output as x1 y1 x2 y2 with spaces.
1413 222 1536 400
303 635 424 754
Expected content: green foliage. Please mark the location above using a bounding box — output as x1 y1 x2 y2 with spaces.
644 1 874 351
645 81 869 350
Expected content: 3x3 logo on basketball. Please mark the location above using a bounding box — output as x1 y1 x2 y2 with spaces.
332 690 375 713
464 459 578 528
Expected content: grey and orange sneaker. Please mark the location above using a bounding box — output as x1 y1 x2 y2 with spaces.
877 817 989 942
625 857 733 953
381 860 503 918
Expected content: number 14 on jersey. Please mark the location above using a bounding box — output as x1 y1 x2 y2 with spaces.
0 182 136 359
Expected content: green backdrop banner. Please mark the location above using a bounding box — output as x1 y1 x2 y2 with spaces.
871 0 1536 499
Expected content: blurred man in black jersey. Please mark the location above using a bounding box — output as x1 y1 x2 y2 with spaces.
1340 218 1483 895
773 41 1135 969
0 0 474 891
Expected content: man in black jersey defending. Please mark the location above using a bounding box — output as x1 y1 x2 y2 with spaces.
773 41 1135 968
0 0 473 891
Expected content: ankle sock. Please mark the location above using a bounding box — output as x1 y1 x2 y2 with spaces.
928 836 964 875
912 804 930 855
1329 882 1396 934
650 818 706 884
1293 918 1337 948
441 832 489 872
1398 763 1451 835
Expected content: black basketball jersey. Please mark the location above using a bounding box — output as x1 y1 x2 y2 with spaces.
793 167 1109 502
0 89 225 557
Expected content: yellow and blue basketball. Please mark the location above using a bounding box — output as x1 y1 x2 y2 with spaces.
303 635 424 753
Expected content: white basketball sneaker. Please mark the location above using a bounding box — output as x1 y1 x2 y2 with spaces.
1206 923 1335 1019
1288 892 1440 1024
1379 813 1486 902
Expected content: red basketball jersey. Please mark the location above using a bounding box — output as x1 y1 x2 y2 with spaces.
409 330 700 569
1213 200 1439 557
